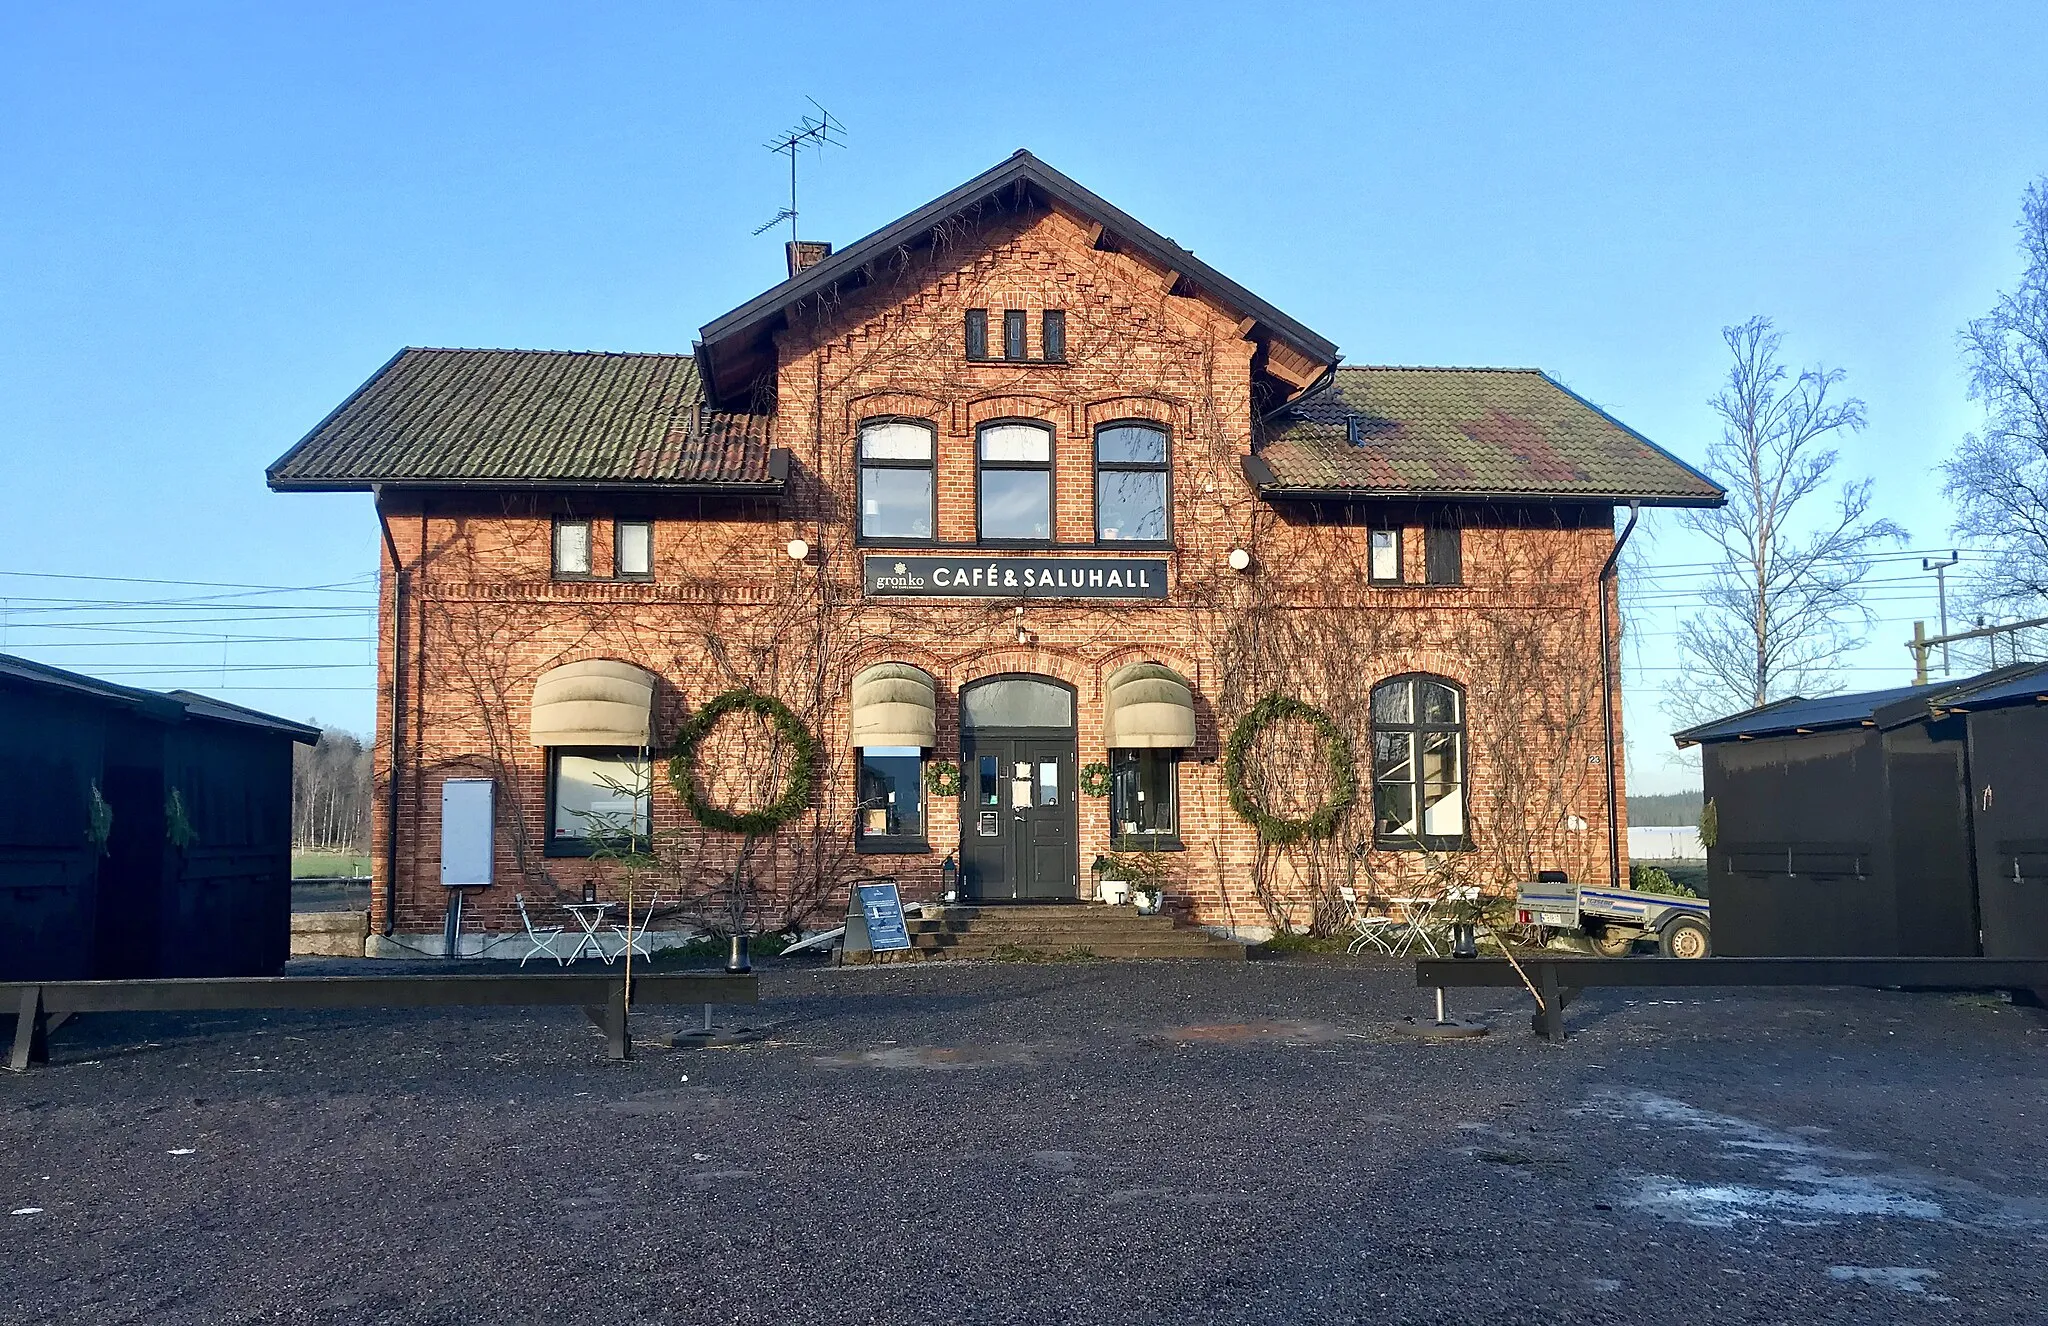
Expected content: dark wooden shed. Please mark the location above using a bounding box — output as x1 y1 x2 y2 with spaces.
1674 663 2048 958
0 654 318 981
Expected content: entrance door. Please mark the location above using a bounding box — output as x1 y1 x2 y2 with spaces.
958 677 1077 902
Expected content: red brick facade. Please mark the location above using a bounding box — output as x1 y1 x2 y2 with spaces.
355 199 1638 945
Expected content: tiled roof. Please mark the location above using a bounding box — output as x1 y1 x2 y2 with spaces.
1254 367 1722 505
268 349 784 491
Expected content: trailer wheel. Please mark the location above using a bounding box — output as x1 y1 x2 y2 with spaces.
1589 926 1638 958
1661 916 1711 959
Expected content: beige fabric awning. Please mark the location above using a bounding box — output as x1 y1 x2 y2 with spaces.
1104 662 1196 749
851 663 936 749
529 659 657 747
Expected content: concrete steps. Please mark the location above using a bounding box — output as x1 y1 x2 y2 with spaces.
863 903 1245 962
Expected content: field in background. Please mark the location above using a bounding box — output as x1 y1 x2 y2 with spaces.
292 851 371 879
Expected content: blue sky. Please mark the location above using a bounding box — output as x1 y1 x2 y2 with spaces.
3 2 2044 795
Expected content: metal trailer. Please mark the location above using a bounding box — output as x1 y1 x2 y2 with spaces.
1514 881 1712 958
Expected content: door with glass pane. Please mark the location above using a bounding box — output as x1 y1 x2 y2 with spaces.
957 676 1078 902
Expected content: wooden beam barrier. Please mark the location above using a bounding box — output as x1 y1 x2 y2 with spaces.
4 972 757 1071
1416 956 2048 1041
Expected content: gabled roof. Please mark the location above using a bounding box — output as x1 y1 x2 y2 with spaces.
0 653 319 742
693 150 1340 411
266 349 789 493
1250 367 1723 506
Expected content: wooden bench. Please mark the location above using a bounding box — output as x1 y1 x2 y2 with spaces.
1416 955 2048 1040
6 971 756 1071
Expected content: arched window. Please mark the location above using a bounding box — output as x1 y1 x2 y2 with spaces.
1095 422 1169 543
1371 675 1466 850
977 422 1053 543
858 420 936 543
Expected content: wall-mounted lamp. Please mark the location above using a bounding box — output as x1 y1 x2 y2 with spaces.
786 538 811 562
1227 548 1252 572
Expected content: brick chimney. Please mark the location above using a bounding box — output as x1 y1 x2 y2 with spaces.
786 240 832 278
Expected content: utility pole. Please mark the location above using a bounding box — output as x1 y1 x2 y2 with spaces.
1922 551 1960 676
1912 621 1929 684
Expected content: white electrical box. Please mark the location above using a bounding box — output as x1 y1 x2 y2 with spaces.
439 778 495 888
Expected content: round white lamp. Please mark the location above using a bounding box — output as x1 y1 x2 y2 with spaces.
1227 547 1252 572
786 538 810 562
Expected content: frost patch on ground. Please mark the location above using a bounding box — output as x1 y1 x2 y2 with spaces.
1591 1088 2047 1234
1828 1266 1949 1299
1623 1170 1943 1228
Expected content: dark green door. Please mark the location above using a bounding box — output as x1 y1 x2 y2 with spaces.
958 677 1077 903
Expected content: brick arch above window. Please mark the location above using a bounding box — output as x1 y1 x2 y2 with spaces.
962 394 1070 433
1083 395 1185 432
844 390 947 433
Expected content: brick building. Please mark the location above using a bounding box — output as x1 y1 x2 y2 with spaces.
269 151 1720 951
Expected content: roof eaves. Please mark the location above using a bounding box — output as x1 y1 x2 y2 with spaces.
266 346 411 487
1539 372 1725 505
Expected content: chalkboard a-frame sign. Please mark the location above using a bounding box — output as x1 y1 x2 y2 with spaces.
842 879 913 958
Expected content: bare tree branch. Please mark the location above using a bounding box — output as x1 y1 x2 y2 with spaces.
1667 316 1905 725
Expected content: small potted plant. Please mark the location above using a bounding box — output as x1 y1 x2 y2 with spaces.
1095 848 1174 914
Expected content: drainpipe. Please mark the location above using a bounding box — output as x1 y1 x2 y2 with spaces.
374 488 405 939
1597 501 1641 890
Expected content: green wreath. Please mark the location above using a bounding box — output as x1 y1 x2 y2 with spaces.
667 688 816 835
1078 761 1113 797
1223 693 1358 844
924 760 963 798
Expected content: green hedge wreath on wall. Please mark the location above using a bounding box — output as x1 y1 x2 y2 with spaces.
1223 693 1358 845
667 688 816 835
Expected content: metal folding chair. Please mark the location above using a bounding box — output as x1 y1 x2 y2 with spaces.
1338 885 1401 955
609 890 661 961
515 894 572 967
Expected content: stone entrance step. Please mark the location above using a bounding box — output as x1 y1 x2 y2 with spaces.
868 903 1245 962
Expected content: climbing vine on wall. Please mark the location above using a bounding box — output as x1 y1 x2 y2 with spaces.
1222 693 1358 845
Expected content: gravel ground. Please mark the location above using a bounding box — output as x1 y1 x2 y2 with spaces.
4 958 2046 1325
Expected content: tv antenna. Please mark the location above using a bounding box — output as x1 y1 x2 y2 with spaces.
752 100 846 242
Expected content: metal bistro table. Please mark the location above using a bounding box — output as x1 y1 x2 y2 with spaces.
560 902 616 963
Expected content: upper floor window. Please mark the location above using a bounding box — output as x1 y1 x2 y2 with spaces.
1095 423 1169 543
1371 675 1466 850
553 519 592 579
1003 309 1027 361
978 422 1053 543
1369 528 1401 584
964 309 989 361
858 421 936 542
1041 310 1066 362
1425 525 1463 585
615 520 653 579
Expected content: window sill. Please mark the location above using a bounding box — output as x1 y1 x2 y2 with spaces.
966 357 1068 368
1371 837 1472 854
544 837 648 859
855 839 933 856
1110 836 1184 853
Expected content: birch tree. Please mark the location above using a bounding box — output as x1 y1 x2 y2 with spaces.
1668 317 1905 725
1944 178 2048 616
